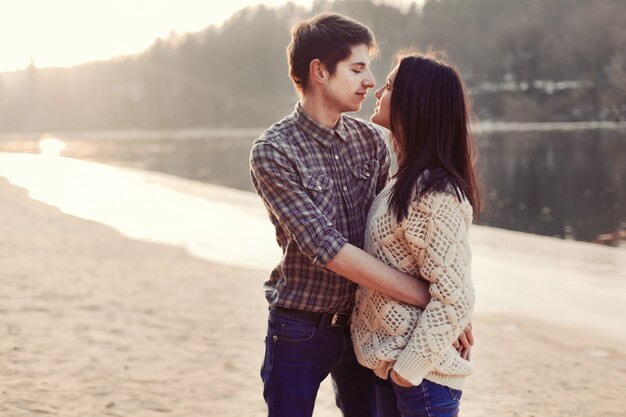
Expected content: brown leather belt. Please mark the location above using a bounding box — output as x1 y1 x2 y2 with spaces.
273 306 351 327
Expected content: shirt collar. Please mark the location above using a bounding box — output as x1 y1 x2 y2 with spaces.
294 102 349 147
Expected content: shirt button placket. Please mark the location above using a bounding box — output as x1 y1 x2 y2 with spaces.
333 151 345 193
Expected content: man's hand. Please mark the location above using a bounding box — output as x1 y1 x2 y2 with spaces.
452 321 474 360
460 346 471 360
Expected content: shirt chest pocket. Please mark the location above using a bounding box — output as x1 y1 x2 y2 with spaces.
301 174 336 219
349 159 378 200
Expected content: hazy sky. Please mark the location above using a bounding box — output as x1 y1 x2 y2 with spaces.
1 0 419 73
0 0 314 72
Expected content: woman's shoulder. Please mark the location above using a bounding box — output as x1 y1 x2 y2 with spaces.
413 175 473 224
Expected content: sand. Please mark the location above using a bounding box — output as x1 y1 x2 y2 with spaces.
1 176 625 417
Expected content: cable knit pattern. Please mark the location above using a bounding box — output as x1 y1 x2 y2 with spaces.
351 182 475 390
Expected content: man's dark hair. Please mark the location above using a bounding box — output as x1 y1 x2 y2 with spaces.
287 13 377 94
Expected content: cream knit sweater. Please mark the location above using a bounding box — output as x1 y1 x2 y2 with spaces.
351 181 475 390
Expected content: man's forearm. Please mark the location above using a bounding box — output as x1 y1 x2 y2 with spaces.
325 243 430 308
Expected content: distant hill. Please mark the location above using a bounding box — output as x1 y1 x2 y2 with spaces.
1 0 624 133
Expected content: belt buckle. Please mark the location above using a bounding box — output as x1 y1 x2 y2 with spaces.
331 312 349 327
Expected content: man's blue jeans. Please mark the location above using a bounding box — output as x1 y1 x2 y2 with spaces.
375 376 462 417
260 308 376 417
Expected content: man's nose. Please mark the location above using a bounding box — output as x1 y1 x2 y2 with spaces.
363 71 375 88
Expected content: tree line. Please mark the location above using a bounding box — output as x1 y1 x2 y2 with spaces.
0 0 624 133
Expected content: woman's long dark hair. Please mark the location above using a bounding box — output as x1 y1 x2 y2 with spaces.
388 51 482 222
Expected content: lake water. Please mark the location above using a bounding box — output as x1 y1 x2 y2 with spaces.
0 123 624 242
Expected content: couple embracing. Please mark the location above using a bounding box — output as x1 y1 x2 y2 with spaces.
250 12 481 417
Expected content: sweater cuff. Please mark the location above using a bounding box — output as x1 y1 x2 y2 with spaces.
312 229 347 267
393 349 433 386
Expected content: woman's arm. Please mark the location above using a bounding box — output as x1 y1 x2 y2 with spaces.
391 193 475 385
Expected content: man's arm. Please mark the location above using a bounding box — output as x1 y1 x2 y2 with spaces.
250 139 346 266
326 244 430 308
250 138 429 307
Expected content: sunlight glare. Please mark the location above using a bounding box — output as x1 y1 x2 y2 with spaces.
38 137 67 157
0 152 280 270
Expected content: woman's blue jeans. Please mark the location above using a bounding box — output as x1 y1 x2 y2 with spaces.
260 308 376 417
375 375 462 417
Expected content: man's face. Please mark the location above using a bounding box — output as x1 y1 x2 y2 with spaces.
322 44 375 114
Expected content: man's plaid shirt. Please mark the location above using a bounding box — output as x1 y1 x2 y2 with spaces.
250 103 390 313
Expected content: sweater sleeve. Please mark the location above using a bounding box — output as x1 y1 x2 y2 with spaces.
392 192 474 385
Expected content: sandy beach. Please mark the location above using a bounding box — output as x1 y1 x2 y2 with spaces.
1 172 625 416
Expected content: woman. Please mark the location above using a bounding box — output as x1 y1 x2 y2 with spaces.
350 51 481 417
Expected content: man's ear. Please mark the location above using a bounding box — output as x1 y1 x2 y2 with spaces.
309 59 328 86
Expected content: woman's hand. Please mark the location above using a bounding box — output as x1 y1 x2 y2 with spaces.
390 370 413 388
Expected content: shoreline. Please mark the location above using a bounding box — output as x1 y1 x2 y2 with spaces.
1 120 625 140
0 148 622 245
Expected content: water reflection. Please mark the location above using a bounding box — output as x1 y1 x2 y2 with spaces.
0 126 624 242
38 137 67 157
477 129 625 241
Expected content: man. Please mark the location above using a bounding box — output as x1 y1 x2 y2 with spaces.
250 13 453 417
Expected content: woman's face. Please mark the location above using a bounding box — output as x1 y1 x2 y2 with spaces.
370 65 398 130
